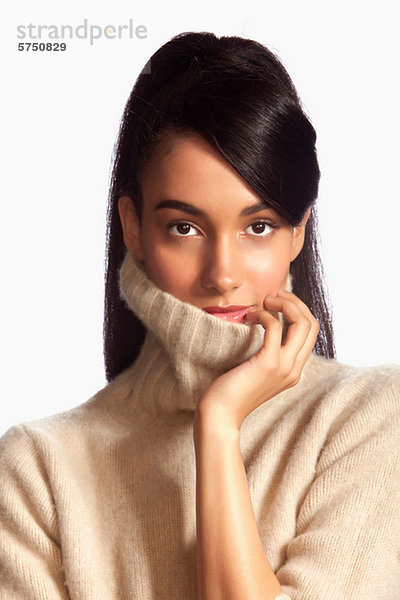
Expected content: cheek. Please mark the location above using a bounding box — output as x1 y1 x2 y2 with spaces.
142 242 197 299
247 246 292 296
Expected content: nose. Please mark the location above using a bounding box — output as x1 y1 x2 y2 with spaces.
201 236 243 295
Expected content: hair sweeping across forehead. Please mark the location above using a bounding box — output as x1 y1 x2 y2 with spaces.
104 31 335 382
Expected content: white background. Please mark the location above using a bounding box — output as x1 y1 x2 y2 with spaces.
2 1 399 435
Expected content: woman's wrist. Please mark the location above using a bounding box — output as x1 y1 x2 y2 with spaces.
193 399 241 447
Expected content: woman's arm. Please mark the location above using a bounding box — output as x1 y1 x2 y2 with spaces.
193 404 285 600
0 426 70 600
193 292 318 600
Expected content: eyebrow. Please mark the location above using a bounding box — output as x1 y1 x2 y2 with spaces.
154 199 271 217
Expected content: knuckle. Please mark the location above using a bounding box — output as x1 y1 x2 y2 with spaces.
269 318 282 331
293 320 309 336
287 369 301 387
288 363 302 385
310 322 320 339
266 358 279 372
281 359 295 378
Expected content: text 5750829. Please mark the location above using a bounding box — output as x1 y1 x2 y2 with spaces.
18 43 67 51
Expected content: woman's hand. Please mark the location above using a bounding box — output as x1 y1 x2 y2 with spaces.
196 290 320 430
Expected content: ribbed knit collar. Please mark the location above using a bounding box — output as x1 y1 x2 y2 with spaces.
118 251 267 414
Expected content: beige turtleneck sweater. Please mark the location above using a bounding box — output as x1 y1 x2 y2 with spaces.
1 252 400 599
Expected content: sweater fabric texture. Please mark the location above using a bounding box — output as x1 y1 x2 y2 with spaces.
1 251 400 599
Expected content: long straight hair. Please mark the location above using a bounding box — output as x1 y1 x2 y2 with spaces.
104 32 335 382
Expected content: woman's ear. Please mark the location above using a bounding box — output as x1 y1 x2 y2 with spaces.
290 208 311 262
118 196 144 261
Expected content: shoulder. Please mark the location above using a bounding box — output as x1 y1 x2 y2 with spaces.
0 368 135 468
1 401 96 459
306 351 400 386
302 354 400 471
304 352 400 411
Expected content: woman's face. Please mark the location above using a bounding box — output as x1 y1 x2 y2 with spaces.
119 132 309 317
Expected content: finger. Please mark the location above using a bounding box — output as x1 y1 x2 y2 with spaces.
245 308 283 360
263 295 311 356
262 295 317 385
277 290 316 321
268 292 319 351
291 314 320 365
277 291 320 356
272 292 320 375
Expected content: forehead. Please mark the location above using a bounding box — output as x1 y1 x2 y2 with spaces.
145 130 223 170
140 131 264 214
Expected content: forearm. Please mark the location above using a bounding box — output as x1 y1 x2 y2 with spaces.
193 404 283 600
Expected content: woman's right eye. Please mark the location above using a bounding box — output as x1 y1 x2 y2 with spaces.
168 222 199 237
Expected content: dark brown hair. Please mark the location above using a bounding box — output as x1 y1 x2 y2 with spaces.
104 31 335 382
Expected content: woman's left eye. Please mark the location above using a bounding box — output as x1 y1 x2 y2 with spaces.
244 221 275 237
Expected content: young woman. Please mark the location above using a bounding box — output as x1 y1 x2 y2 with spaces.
1 32 399 600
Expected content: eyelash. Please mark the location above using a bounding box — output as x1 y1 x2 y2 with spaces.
166 219 277 238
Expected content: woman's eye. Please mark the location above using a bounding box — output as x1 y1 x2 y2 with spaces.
244 221 274 237
168 222 199 237
167 220 275 238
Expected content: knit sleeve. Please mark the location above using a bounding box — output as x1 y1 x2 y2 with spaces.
276 372 400 599
0 425 70 600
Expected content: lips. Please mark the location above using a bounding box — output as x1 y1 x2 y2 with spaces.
202 305 254 323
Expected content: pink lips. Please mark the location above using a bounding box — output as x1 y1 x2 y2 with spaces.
202 305 254 323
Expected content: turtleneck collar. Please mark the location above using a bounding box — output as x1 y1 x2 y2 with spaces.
118 252 296 414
